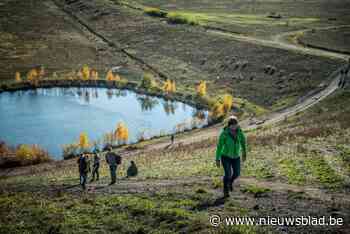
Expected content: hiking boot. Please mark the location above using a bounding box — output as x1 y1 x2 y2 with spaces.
223 191 230 198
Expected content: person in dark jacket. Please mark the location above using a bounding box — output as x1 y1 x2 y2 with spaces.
215 115 247 198
91 149 100 182
126 161 138 178
77 153 89 190
105 147 121 185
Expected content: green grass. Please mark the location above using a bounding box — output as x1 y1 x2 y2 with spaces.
240 184 271 197
165 11 318 27
144 7 167 17
279 158 307 185
167 12 199 25
304 155 344 188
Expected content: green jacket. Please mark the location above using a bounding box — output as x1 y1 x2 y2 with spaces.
215 127 247 160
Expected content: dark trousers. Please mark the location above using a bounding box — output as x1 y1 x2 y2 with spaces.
221 156 240 192
80 172 88 189
110 165 117 183
92 165 99 181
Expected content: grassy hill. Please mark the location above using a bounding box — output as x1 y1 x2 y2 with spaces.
1 89 349 233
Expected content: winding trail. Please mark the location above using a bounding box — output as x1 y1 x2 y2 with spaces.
206 25 350 61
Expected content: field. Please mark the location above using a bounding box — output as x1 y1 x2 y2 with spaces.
124 0 350 38
0 0 145 83
298 27 350 54
1 0 350 233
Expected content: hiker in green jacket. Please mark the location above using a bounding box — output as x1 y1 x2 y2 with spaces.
215 115 247 198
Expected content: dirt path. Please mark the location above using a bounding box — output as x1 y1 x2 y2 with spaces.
58 176 350 205
207 26 350 61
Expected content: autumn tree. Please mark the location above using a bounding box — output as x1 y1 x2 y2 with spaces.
90 69 99 80
78 132 90 151
163 79 176 93
15 144 50 164
114 122 129 144
27 68 39 85
196 80 206 97
15 72 21 82
81 65 90 80
223 94 233 112
211 100 225 120
106 70 121 81
171 80 176 92
140 72 157 90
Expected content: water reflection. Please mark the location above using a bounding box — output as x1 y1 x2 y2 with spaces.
137 95 159 112
162 100 177 115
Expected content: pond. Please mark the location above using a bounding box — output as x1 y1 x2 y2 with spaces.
0 87 208 159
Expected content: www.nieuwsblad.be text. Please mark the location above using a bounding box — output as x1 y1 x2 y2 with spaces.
209 215 344 227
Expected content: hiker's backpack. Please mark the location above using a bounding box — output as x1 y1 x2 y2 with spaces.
115 154 122 165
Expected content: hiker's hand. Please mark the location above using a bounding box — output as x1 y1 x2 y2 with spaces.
216 160 221 168
242 153 247 162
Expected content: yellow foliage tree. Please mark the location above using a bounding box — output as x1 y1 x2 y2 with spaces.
196 81 206 97
78 132 90 150
81 65 90 80
171 80 176 92
106 70 121 81
16 144 33 161
163 79 175 93
15 72 21 82
223 94 233 112
90 69 99 80
27 68 40 86
140 72 157 90
211 101 225 120
15 144 50 163
115 122 129 144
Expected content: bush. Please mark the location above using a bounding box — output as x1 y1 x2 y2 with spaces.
15 144 51 165
167 12 199 25
144 7 167 18
140 72 157 90
0 143 51 168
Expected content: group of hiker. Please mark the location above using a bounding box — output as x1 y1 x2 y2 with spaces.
77 146 138 190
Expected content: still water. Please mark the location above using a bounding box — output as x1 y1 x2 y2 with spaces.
0 87 208 159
